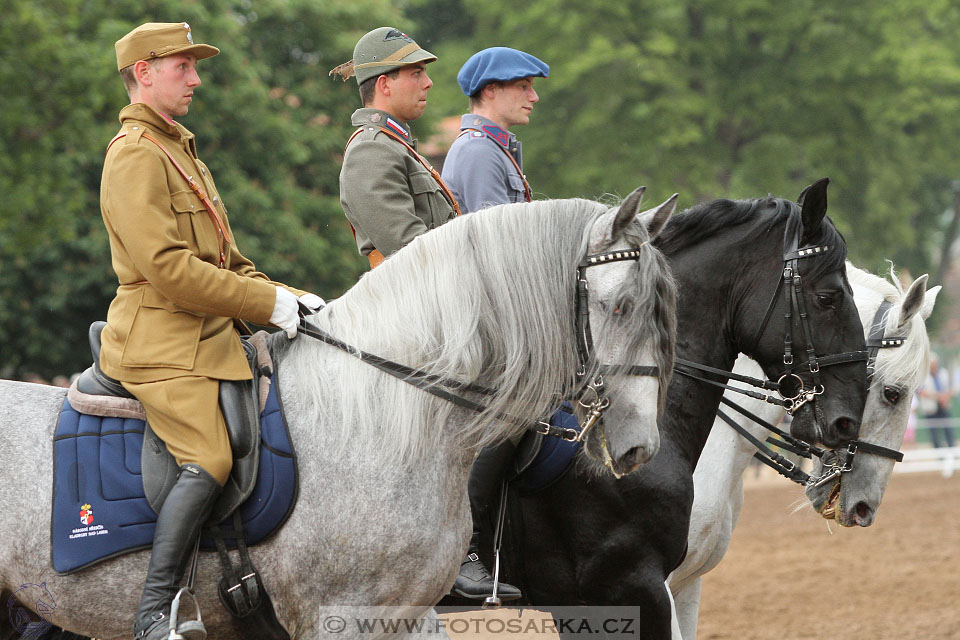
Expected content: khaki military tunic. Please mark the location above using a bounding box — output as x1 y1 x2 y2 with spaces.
339 108 457 259
99 103 303 384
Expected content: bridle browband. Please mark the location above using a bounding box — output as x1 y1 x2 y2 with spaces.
292 244 659 444
717 299 906 487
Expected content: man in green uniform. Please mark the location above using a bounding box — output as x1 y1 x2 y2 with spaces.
102 22 323 640
331 27 460 269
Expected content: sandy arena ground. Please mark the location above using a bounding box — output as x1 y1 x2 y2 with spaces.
443 470 960 640
697 471 960 639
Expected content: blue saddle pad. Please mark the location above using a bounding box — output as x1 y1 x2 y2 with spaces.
514 405 581 494
51 378 296 574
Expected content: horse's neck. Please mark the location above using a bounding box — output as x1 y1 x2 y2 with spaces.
664 231 778 470
665 313 737 470
696 357 787 491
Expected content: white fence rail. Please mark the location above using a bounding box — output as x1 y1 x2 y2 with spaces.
895 417 959 477
895 446 960 477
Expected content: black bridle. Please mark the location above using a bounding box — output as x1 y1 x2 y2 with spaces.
551 247 661 444
675 215 868 414
717 299 906 487
293 245 659 442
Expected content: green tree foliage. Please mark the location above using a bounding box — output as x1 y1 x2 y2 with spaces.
5 0 960 376
417 0 960 282
0 0 400 378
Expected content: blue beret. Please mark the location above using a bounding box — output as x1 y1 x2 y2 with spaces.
457 47 549 96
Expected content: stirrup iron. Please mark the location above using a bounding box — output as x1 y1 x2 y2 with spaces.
166 587 206 640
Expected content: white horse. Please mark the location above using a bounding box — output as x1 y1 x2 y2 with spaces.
667 263 938 640
0 190 678 639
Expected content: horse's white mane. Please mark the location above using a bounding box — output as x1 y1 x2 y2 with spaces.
847 262 930 388
277 198 669 466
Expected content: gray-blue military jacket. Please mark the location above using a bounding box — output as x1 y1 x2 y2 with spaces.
441 114 528 214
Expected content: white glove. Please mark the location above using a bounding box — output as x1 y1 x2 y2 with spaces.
298 292 326 312
270 286 299 339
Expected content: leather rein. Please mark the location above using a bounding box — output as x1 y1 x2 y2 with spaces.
717 300 906 487
293 246 658 441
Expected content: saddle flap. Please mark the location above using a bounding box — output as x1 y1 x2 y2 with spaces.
142 421 181 513
512 432 544 479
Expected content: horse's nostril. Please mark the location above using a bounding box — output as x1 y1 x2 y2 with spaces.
622 445 651 469
856 502 870 518
836 417 857 434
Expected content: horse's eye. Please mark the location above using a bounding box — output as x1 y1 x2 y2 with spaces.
816 292 839 308
613 299 634 316
882 385 901 405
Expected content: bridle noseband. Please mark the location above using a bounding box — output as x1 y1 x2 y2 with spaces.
807 299 907 485
674 214 867 414
717 299 906 488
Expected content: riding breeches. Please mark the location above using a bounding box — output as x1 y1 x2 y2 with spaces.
122 376 233 486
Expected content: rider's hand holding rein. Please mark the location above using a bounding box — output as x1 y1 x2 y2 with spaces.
298 292 326 312
271 286 301 338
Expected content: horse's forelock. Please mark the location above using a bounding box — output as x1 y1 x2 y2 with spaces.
848 265 932 389
605 215 677 410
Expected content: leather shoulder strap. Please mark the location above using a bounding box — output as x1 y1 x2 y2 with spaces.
108 131 231 268
457 128 532 203
374 127 462 216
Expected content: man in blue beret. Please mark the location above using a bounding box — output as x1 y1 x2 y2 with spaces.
445 46 548 603
441 47 548 214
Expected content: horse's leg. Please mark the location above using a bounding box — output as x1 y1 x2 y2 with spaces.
672 576 702 640
423 608 450 640
667 579 689 640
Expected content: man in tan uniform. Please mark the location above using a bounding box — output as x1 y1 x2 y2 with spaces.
101 22 323 640
331 27 460 268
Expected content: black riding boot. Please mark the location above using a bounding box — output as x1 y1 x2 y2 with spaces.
133 464 222 640
451 440 522 601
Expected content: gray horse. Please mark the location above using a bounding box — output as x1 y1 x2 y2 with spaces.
0 190 677 639
669 263 937 639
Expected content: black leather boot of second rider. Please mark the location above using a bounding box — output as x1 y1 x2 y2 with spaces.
451 440 522 601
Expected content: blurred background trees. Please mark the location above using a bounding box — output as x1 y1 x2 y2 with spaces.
3 0 960 378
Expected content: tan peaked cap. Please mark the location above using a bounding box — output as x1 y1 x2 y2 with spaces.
115 22 219 71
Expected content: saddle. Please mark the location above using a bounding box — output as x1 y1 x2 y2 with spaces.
510 403 582 493
74 322 262 525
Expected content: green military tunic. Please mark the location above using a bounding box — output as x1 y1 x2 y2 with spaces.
339 108 457 258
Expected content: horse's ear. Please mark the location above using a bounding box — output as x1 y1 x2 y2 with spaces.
798 177 829 244
638 193 679 240
898 274 929 327
611 186 646 239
